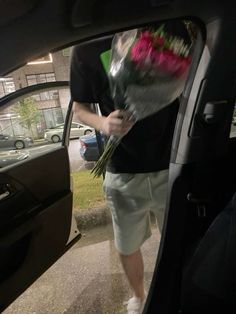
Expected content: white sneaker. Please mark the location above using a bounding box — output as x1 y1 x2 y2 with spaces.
125 296 146 314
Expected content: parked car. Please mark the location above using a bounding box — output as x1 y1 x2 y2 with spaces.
79 132 105 161
0 150 29 168
0 134 33 149
44 122 93 143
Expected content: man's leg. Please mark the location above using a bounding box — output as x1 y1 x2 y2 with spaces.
119 249 146 300
103 172 151 311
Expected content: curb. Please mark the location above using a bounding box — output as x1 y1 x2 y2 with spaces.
74 206 112 230
73 206 158 230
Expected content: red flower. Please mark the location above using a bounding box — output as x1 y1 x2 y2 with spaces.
131 37 152 64
131 30 191 77
174 56 192 77
152 50 177 74
140 31 153 42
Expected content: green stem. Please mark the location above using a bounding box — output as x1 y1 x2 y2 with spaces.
91 139 120 177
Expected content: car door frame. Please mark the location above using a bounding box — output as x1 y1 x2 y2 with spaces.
143 16 236 314
0 81 81 312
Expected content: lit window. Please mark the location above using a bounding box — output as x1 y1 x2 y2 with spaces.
26 73 58 101
0 77 16 98
62 48 71 57
26 73 56 86
27 54 53 65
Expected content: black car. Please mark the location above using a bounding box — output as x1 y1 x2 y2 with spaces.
1 1 236 314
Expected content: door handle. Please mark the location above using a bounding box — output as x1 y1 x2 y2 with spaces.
0 191 10 201
0 183 15 201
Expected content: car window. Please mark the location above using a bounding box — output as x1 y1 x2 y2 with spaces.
0 49 93 172
71 123 79 128
0 49 77 167
0 86 71 167
0 48 95 175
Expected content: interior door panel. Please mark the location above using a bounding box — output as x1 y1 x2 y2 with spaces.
5 148 71 201
0 144 78 311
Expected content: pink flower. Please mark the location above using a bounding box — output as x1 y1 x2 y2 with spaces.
131 38 152 64
152 50 178 74
130 30 192 77
140 31 153 42
149 49 191 77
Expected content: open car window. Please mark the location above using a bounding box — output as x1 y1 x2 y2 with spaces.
0 18 204 313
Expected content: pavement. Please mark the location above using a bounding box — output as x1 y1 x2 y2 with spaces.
3 223 160 314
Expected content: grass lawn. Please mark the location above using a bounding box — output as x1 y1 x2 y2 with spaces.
71 170 106 211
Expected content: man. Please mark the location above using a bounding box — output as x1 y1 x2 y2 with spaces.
70 22 189 313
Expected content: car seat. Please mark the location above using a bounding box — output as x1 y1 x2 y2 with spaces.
181 192 236 313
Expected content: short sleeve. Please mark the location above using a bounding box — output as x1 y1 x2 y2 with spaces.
69 46 97 103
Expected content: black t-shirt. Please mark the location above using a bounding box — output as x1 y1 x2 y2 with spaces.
70 38 179 173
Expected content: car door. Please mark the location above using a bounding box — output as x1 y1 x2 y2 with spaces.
0 134 12 149
143 16 236 314
0 81 80 312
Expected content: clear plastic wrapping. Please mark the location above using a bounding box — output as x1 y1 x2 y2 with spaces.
108 26 192 121
92 24 193 177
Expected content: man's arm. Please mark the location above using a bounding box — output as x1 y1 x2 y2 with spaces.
72 101 134 137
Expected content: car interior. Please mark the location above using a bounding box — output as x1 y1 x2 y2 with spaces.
0 0 236 313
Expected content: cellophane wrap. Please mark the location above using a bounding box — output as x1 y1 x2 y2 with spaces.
109 27 192 120
92 25 192 177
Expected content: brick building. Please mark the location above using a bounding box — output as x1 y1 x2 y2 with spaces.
0 48 71 138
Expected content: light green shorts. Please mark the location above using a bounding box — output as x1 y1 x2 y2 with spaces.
103 170 169 255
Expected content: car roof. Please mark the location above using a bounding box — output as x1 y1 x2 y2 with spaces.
0 0 234 76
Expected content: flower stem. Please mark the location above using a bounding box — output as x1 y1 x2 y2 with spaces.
91 136 120 177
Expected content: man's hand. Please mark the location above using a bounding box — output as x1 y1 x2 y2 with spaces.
101 110 135 137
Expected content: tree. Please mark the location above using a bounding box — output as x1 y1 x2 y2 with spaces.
13 97 41 138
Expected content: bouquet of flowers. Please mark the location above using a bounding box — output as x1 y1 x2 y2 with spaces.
92 24 193 177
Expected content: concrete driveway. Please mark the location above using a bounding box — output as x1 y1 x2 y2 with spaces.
3 224 160 314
